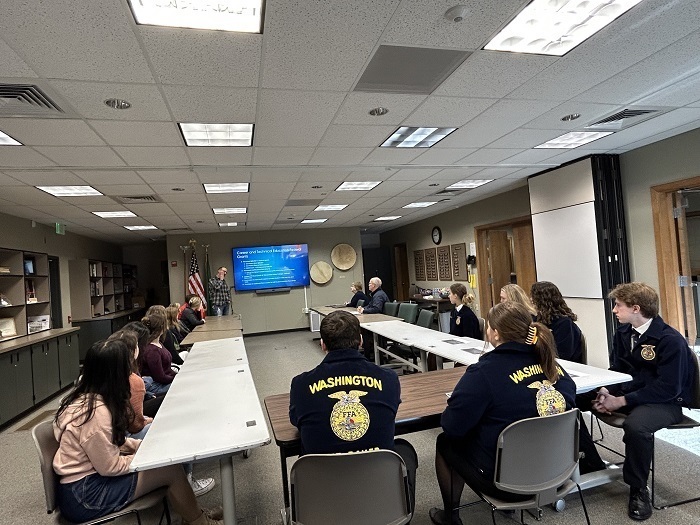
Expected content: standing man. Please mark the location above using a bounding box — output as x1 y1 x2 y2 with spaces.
289 310 417 513
358 277 389 314
208 266 231 316
586 282 696 520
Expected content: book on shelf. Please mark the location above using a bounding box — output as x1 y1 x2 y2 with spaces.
0 317 17 338
0 266 11 274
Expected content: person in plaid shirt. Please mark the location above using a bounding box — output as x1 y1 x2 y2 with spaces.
208 267 231 316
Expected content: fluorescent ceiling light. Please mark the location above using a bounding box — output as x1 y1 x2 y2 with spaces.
180 123 253 146
301 219 327 224
219 222 239 227
484 0 643 56
203 183 249 194
93 211 136 218
403 201 437 208
374 216 401 221
314 204 348 211
124 225 157 231
336 181 382 191
381 127 456 148
128 0 263 33
534 131 614 149
0 130 22 146
445 180 493 190
37 186 102 196
213 207 247 214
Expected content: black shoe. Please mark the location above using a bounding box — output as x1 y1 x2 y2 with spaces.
429 507 463 525
628 486 652 521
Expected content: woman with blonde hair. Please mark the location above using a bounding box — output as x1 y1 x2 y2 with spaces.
429 301 575 525
181 296 205 332
500 283 537 317
345 281 369 308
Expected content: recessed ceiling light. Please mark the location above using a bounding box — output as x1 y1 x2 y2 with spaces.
93 211 137 218
336 181 382 191
374 216 401 221
301 219 327 224
403 201 438 208
104 98 131 110
172 187 186 192
128 0 264 33
484 0 643 56
381 127 456 148
124 225 157 231
534 131 614 149
445 179 493 190
203 183 249 194
0 130 22 146
212 207 247 214
219 222 239 227
37 186 102 196
369 107 389 116
561 113 581 122
180 123 253 147
314 204 347 211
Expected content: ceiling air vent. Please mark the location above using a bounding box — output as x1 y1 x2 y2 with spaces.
585 107 668 131
0 84 65 117
112 195 164 204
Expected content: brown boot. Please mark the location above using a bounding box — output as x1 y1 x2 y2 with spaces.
183 509 223 525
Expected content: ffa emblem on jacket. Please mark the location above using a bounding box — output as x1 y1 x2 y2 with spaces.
640 345 656 361
328 390 370 441
528 380 566 416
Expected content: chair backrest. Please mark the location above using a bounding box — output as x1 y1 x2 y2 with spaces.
291 450 411 525
397 303 419 324
356 299 365 307
579 330 588 364
494 409 579 507
383 301 400 317
32 420 60 514
477 317 486 340
688 349 700 409
416 308 434 329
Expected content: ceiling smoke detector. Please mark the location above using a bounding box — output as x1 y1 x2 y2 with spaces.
104 98 131 110
369 107 389 116
444 5 468 23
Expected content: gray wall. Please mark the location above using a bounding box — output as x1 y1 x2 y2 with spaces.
122 241 169 307
166 228 364 334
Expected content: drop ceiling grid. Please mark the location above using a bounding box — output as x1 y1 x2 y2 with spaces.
360 148 423 165
88 121 183 147
162 85 258 122
486 128 565 150
458 148 523 165
0 38 39 78
523 102 620 131
30 146 124 167
308 148 373 166
0 118 105 146
332 93 427 125
185 147 253 167
402 96 498 128
319 125 396 148
9 170 84 186
635 73 700 108
74 170 148 186
252 147 315 166
0 0 154 83
90 184 154 196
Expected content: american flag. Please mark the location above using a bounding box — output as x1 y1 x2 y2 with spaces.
188 251 207 307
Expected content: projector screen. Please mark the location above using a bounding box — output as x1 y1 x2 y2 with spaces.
232 244 310 292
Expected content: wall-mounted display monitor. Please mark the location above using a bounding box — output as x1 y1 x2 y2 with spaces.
232 244 310 292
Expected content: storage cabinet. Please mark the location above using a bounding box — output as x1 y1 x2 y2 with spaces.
32 339 61 403
0 347 34 425
58 333 80 388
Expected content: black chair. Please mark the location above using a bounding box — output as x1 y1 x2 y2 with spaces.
356 299 365 307
390 308 435 370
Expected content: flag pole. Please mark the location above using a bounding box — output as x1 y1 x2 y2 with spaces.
179 245 189 297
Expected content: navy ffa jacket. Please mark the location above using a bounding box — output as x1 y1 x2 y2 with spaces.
609 316 696 407
362 288 389 314
441 341 576 478
450 305 482 340
289 348 400 455
347 291 369 308
547 316 582 363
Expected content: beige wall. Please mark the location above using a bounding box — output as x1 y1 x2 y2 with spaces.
620 127 700 293
0 211 122 327
166 228 364 334
380 184 531 316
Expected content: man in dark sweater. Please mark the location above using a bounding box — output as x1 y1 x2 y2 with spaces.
358 277 389 314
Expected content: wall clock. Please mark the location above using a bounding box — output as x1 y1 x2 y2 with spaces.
432 226 442 245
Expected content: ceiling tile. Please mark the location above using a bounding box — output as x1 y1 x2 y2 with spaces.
186 147 253 166
1 186 67 206
0 171 26 185
34 146 125 167
114 147 190 167
93 184 154 196
524 102 621 130
410 148 476 166
360 148 423 165
403 97 496 128
0 118 105 146
163 85 258 122
77 170 146 185
0 39 38 78
248 200 288 213
137 169 195 184
486 128 564 149
308 148 371 165
249 182 295 200
0 148 56 168
90 121 183 147
458 148 524 166
8 170 85 185
320 125 395 148
36 205 95 220
124 203 176 216
389 168 441 180
252 147 314 166
333 93 427 125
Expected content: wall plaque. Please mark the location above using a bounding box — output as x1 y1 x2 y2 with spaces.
413 250 426 281
450 243 468 281
437 245 452 281
424 248 438 281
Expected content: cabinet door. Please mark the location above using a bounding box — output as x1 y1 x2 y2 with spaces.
0 352 17 425
32 341 60 403
14 347 34 413
45 339 61 397
58 334 80 388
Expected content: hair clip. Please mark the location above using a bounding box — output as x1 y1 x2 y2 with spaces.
526 325 538 345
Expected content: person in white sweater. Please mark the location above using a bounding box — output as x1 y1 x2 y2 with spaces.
53 339 221 525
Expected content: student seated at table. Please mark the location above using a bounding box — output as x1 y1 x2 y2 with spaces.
499 283 537 319
345 280 369 307
357 277 389 314
122 321 164 418
178 294 206 321
289 310 418 514
429 301 576 525
167 303 190 343
181 296 206 332
139 312 176 396
108 329 216 497
146 305 185 366
530 281 583 363
448 283 481 340
53 339 223 525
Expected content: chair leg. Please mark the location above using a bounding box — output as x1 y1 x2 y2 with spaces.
163 497 172 525
136 510 143 525
490 508 498 525
575 483 592 525
590 412 605 442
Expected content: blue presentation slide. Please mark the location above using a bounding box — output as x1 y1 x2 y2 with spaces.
232 244 310 291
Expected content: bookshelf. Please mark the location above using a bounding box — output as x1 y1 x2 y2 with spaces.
69 259 137 319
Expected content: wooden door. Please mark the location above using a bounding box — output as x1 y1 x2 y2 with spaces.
512 224 537 295
393 243 410 301
489 230 511 305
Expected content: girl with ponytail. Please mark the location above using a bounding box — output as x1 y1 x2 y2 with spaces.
429 301 576 525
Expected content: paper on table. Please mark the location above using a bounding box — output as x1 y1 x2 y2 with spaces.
442 339 463 344
461 348 482 355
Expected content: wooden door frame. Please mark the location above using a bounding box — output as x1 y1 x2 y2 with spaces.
475 215 533 316
651 175 700 340
393 243 410 301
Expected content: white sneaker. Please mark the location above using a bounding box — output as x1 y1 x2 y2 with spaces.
190 476 215 497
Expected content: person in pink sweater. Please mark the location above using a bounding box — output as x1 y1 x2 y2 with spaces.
53 339 221 525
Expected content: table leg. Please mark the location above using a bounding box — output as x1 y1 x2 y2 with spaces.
373 333 381 366
279 447 290 517
420 349 428 373
220 455 237 525
436 355 444 370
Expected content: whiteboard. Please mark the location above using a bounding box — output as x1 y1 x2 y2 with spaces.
532 202 603 299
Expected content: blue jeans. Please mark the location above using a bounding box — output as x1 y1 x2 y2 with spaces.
142 376 171 396
212 303 230 316
126 422 151 440
57 472 137 523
